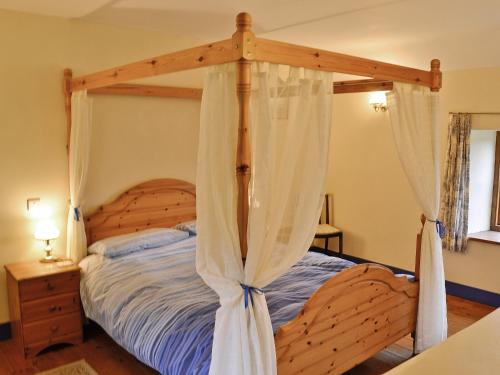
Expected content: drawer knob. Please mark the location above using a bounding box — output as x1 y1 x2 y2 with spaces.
49 305 58 313
50 325 59 333
46 283 55 291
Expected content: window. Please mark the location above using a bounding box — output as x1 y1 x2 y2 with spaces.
490 132 500 231
468 130 496 234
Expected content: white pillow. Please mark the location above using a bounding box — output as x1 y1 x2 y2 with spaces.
88 228 189 258
174 220 197 235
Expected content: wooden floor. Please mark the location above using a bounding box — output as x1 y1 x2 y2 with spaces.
0 295 494 375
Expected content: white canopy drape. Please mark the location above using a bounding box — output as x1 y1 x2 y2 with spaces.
66 91 92 263
386 82 447 352
196 63 333 375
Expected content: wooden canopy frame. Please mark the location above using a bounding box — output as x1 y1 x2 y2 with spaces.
63 12 441 260
61 12 441 374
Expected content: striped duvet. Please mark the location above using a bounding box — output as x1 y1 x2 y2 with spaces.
80 235 354 374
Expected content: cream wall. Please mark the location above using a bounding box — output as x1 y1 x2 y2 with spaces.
327 68 500 295
1 8 499 325
86 96 200 213
0 10 200 323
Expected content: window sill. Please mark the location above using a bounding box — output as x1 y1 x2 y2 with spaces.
468 231 500 245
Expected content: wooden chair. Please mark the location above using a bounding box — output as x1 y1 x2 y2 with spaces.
315 194 343 254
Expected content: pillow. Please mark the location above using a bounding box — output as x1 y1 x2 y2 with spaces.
174 220 197 235
88 228 189 258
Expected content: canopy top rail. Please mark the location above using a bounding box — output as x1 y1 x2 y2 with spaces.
69 12 441 93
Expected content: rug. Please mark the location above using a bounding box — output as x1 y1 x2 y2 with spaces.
36 360 99 375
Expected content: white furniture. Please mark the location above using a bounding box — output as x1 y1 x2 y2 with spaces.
386 308 500 375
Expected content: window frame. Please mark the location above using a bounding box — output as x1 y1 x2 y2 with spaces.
490 131 500 231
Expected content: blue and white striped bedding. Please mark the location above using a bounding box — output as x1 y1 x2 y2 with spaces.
80 235 355 375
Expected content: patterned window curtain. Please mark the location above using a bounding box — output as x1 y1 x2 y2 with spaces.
440 113 472 252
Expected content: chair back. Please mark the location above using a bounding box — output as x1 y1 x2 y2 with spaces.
319 194 334 225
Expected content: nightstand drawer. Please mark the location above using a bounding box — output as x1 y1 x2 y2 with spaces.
24 331 82 358
19 271 79 301
22 292 80 323
23 312 81 345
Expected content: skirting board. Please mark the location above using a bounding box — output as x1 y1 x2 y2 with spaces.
310 246 500 308
0 249 497 342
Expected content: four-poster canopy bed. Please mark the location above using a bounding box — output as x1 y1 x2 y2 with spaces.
62 12 445 375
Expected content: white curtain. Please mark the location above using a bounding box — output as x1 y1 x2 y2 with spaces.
386 82 447 352
196 63 333 375
66 91 92 263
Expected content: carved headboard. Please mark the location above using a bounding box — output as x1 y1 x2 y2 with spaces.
85 179 196 245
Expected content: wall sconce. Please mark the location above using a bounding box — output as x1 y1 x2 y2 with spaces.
369 91 388 112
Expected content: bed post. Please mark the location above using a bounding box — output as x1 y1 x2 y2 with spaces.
411 213 425 355
234 13 254 260
414 214 426 281
430 59 442 92
414 60 440 275
63 68 73 153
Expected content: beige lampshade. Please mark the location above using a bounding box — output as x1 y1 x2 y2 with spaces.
34 221 60 241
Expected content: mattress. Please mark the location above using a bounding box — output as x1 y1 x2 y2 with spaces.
80 235 355 375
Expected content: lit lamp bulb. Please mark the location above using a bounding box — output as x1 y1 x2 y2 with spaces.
368 91 388 112
35 221 60 263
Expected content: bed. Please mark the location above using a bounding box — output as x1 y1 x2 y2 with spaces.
63 10 444 373
80 235 355 374
81 178 419 375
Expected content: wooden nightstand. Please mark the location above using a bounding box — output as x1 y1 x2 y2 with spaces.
4 261 83 358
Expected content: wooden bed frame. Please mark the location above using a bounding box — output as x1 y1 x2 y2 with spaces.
68 11 431 375
64 11 441 260
85 179 196 244
85 179 420 375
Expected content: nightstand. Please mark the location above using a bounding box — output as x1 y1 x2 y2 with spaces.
4 261 83 358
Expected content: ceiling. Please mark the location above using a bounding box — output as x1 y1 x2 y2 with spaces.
1 0 500 71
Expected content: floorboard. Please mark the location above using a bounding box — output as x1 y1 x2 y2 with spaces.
0 295 494 375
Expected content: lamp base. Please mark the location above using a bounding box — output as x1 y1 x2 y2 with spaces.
40 246 58 263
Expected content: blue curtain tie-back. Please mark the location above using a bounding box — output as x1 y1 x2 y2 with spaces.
240 283 264 308
74 207 81 222
427 219 446 239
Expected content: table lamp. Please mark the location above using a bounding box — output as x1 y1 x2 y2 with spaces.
35 221 60 263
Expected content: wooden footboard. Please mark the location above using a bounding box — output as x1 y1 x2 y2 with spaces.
275 263 418 375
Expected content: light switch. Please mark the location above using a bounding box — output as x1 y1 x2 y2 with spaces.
27 198 41 213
